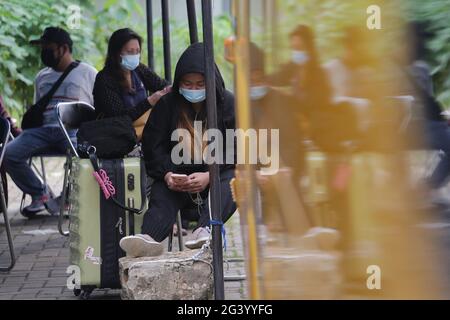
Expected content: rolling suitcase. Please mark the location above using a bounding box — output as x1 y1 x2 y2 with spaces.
68 156 147 299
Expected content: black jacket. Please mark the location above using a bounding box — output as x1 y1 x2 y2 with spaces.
142 43 236 180
409 61 444 122
93 64 168 121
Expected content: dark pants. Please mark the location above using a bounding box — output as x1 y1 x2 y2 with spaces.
3 127 76 199
142 169 236 242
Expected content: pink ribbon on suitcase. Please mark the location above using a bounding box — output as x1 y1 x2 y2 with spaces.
92 169 116 199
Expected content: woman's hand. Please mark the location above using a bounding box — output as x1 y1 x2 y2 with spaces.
186 172 210 193
164 172 190 192
148 86 171 106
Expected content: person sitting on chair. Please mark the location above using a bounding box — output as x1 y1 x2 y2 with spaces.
3 27 97 218
119 42 237 257
92 28 170 141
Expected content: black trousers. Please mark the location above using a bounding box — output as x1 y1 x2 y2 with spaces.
142 169 236 242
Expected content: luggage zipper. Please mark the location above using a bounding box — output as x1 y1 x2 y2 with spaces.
115 217 124 235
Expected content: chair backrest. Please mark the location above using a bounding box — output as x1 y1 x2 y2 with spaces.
57 102 96 130
56 102 96 157
0 117 11 166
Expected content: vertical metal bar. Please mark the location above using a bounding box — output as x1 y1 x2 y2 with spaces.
176 211 184 251
270 0 279 67
58 153 70 237
201 0 225 300
40 156 46 187
0 172 15 272
146 0 154 69
161 0 172 82
168 228 173 252
0 121 15 271
235 0 262 299
186 0 199 44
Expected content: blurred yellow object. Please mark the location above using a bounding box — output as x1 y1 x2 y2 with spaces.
231 0 444 299
224 36 236 63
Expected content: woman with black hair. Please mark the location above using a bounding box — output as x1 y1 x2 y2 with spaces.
119 43 236 257
269 25 331 108
93 28 170 128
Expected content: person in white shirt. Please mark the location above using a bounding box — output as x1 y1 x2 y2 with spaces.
3 27 97 218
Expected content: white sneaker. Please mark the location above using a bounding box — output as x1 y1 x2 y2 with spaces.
119 234 164 258
185 227 210 250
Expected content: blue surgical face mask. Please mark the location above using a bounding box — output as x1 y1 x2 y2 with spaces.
121 54 140 71
179 88 206 103
291 50 309 65
250 86 268 100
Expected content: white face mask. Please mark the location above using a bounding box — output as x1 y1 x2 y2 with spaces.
291 50 309 65
250 86 269 100
121 53 140 71
179 88 206 103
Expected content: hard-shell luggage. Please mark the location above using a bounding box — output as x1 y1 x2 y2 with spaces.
68 157 147 299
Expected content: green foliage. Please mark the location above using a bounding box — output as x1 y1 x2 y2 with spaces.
0 0 234 120
408 0 450 107
0 0 95 118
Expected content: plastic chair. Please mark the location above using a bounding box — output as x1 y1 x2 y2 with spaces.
56 102 96 236
0 118 15 272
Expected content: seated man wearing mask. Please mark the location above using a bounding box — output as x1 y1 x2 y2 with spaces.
3 27 97 218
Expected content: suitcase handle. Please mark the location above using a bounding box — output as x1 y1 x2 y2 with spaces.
87 147 146 215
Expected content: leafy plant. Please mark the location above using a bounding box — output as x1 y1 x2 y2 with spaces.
0 0 234 120
0 0 95 118
408 0 450 107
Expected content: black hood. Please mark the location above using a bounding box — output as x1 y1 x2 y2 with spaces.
173 42 226 105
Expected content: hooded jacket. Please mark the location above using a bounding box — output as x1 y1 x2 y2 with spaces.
142 42 236 180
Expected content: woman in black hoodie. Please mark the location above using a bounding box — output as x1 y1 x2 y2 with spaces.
120 43 236 257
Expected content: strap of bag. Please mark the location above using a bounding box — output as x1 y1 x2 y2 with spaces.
34 61 80 109
87 146 146 215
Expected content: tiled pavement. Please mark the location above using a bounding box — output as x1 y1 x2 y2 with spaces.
0 158 247 300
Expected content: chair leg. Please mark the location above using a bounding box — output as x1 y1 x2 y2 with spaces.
37 157 55 198
176 210 184 251
168 227 173 252
168 211 184 252
30 157 55 198
0 177 15 272
40 156 46 187
19 192 27 215
58 154 71 237
19 158 33 215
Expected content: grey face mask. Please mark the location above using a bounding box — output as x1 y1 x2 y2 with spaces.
291 50 309 65
250 86 269 100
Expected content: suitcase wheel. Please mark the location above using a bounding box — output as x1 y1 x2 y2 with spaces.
80 291 91 300
73 288 81 297
79 286 95 300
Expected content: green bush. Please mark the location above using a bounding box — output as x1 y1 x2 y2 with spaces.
408 0 450 107
0 0 233 121
0 0 95 118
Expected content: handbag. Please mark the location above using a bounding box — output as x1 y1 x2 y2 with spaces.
77 116 137 159
133 109 151 141
22 61 80 130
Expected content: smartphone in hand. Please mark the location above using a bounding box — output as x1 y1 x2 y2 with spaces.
171 173 189 184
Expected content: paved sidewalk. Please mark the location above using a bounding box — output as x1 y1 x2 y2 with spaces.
0 158 247 300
